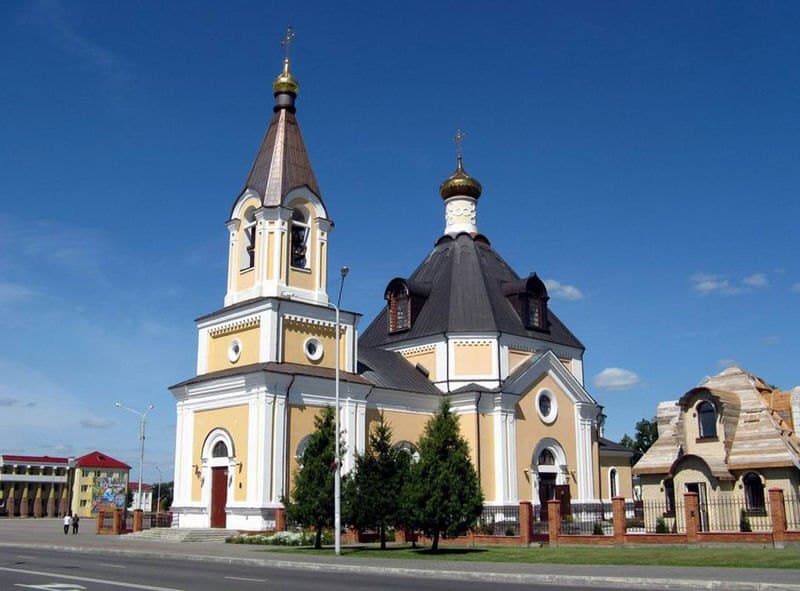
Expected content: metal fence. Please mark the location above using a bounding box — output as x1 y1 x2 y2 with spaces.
476 505 520 536
639 499 686 534
700 495 770 532
785 494 800 531
561 502 612 536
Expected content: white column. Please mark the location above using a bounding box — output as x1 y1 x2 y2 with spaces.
505 411 518 503
444 196 477 236
493 396 507 503
574 403 596 502
247 396 261 504
172 401 187 506
224 219 240 306
254 209 270 295
271 396 288 503
196 328 209 375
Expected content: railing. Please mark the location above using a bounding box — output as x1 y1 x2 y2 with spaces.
639 499 686 533
560 502 611 535
99 510 115 531
476 504 520 536
144 512 173 528
699 495 770 532
785 494 800 531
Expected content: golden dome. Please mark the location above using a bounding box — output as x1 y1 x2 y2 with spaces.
273 58 299 95
439 156 482 200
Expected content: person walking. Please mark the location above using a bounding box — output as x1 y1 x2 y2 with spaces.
71 513 80 535
63 513 71 535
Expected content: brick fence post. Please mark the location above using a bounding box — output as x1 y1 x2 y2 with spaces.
769 488 786 548
133 509 144 532
275 507 286 532
96 510 104 534
547 499 561 545
684 492 699 543
612 496 626 545
519 501 533 545
112 509 122 535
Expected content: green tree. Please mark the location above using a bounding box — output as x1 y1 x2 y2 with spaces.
283 406 339 549
621 417 658 454
401 400 483 551
344 413 409 549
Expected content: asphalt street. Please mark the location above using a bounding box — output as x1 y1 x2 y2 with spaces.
1 519 798 590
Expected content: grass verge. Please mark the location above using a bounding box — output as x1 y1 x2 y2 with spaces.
258 543 800 569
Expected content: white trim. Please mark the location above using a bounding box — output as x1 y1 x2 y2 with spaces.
536 388 558 424
303 337 324 361
227 338 242 363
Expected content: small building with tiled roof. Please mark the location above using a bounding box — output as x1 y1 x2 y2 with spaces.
633 366 800 528
71 451 130 518
169 42 628 530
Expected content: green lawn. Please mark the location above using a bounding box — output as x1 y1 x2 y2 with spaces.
259 544 800 569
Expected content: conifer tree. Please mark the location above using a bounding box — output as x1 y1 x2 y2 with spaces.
283 406 339 549
401 400 483 551
344 413 409 549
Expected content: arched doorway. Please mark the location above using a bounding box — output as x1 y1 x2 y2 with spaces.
531 439 568 521
202 430 234 529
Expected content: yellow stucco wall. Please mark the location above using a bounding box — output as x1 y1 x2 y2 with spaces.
599 460 634 499
508 349 533 374
515 374 578 501
286 404 326 494
192 405 249 503
365 409 430 450
478 412 495 499
454 342 493 376
206 323 260 373
282 318 343 370
401 349 437 381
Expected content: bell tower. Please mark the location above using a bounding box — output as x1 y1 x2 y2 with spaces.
225 28 331 308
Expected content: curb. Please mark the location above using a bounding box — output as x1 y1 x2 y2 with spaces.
1 542 797 591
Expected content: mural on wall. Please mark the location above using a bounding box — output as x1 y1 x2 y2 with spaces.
91 476 127 513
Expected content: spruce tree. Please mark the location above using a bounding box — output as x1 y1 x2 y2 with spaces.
283 406 339 549
344 413 409 549
401 400 483 551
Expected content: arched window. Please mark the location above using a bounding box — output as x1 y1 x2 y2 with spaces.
743 472 765 512
385 279 411 333
240 208 256 270
394 441 420 463
212 441 229 458
664 478 676 516
290 208 309 269
538 448 556 466
295 435 311 461
609 468 618 498
697 401 717 439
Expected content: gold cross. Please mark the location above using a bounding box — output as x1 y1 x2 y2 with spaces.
454 128 466 159
281 26 296 60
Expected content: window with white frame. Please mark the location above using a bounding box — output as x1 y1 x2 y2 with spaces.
240 207 256 271
290 208 310 269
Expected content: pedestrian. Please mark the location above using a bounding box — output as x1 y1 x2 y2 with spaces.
63 513 71 535
71 513 80 535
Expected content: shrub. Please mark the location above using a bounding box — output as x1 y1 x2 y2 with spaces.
655 516 668 534
505 527 516 537
226 530 320 546
592 522 604 536
740 509 752 533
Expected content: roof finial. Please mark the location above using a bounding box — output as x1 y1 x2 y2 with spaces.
454 128 466 168
281 25 296 65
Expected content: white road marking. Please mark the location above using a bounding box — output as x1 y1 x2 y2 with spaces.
15 584 86 590
16 556 37 560
97 563 127 569
224 576 267 583
0 566 183 591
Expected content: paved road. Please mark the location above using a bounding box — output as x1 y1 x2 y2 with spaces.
0 547 641 591
1 519 798 590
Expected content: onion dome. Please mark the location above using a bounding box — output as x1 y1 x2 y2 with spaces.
273 57 299 99
439 155 482 200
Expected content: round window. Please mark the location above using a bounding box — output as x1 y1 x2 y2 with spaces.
304 337 324 362
536 389 557 424
227 339 242 363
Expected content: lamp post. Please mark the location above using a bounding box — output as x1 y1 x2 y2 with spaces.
115 402 154 512
333 265 348 556
154 465 163 514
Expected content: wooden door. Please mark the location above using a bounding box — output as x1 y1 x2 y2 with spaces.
210 467 228 528
538 473 556 521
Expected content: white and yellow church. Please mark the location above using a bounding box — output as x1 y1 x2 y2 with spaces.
169 51 634 530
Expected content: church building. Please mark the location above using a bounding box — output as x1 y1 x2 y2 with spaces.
169 47 629 530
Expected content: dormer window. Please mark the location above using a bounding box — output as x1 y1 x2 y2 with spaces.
697 401 717 439
504 273 549 331
387 283 410 333
290 208 309 269
240 208 256 271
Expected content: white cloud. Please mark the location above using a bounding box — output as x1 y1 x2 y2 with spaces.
80 417 115 429
762 335 781 345
743 273 768 288
592 367 641 390
791 283 800 294
544 279 584 301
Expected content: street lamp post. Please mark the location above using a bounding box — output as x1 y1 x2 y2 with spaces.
115 402 154 512
154 465 163 514
333 265 349 556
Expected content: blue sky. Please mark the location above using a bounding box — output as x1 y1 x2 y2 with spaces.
1 1 798 483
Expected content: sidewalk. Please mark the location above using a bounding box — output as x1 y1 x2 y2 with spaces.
1 519 798 590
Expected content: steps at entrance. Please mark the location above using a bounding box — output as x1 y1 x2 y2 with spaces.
123 528 238 543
